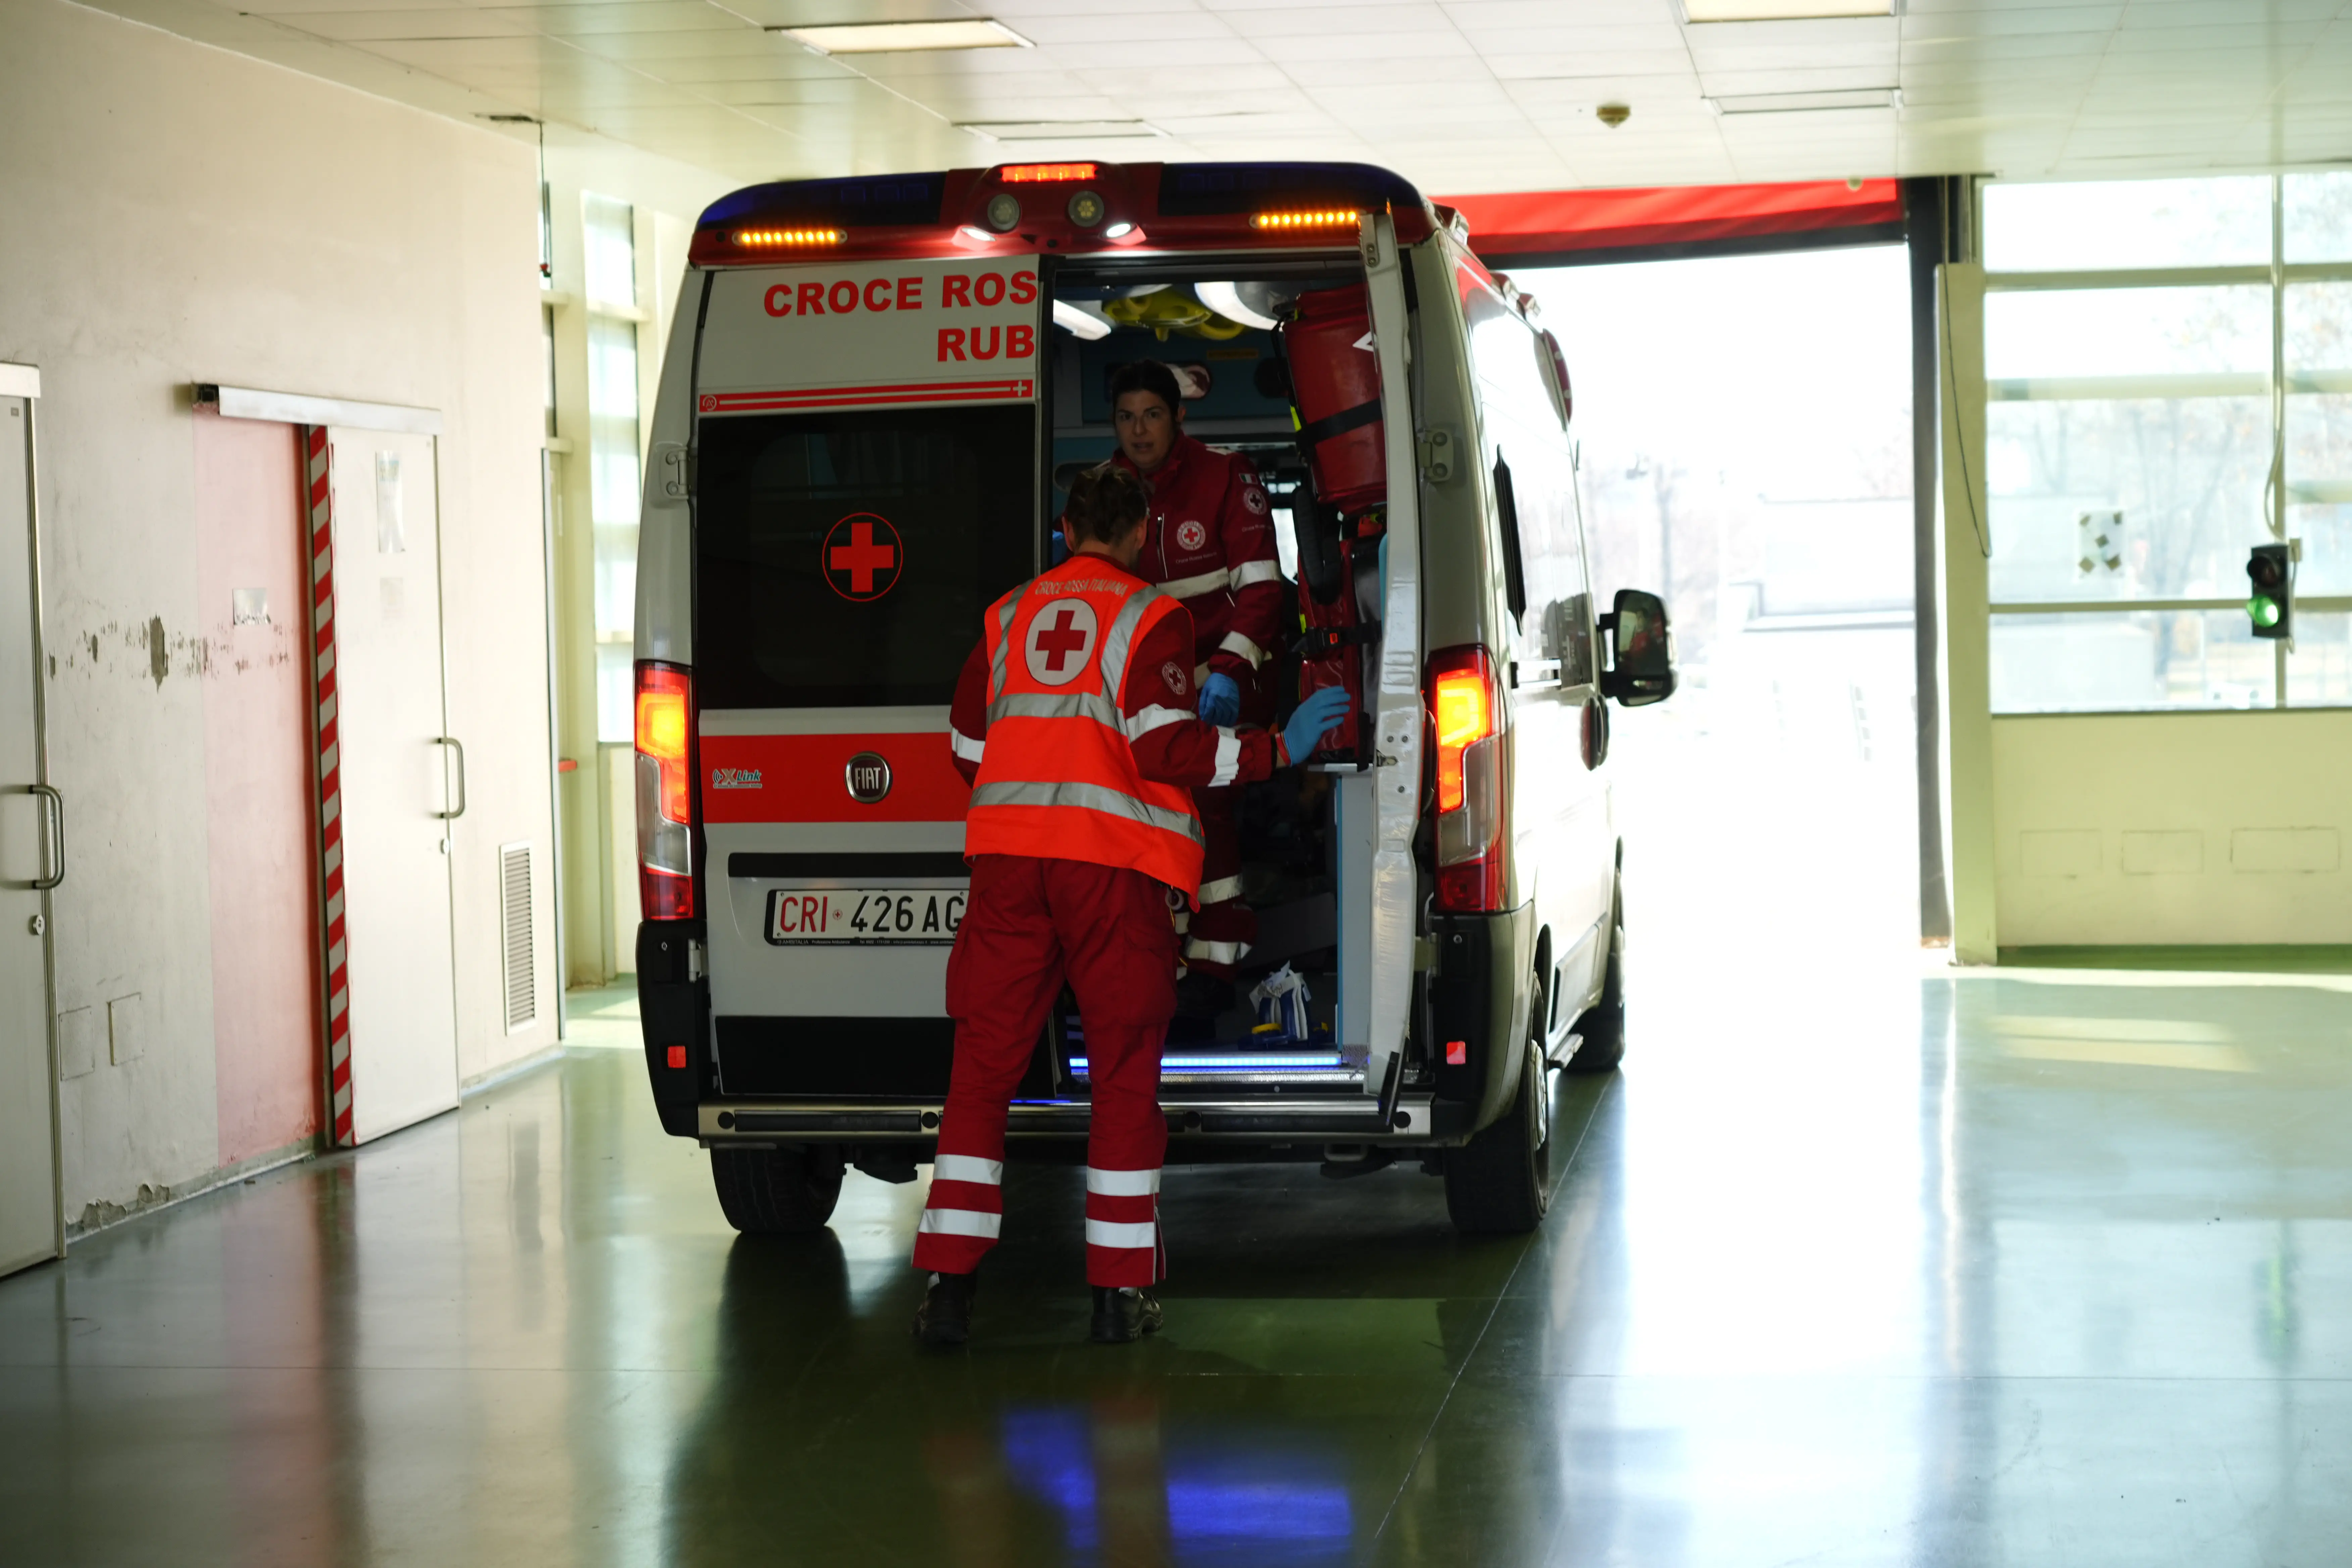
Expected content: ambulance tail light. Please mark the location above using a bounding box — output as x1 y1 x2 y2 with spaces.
634 660 698 921
1428 645 1506 914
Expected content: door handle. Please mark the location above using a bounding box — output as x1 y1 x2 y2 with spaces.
434 737 467 820
29 784 62 890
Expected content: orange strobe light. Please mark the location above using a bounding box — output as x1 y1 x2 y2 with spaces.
733 227 846 247
1000 162 1099 183
1252 208 1363 231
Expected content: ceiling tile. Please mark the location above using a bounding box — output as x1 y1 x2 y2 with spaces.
1903 7 2123 41
985 11 1238 44
477 3 749 35
1271 52 1498 87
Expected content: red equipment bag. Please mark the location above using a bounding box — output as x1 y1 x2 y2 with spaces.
1294 512 1383 761
1283 283 1387 512
1281 283 1390 761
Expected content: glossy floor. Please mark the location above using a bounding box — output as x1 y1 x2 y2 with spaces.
8 941 2352 1566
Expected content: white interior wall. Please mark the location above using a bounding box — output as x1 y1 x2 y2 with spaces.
0 0 559 1222
1992 712 2352 946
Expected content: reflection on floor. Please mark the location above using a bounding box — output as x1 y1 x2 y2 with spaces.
7 941 2352 1564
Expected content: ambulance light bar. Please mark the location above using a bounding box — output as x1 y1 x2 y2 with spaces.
998 162 1097 183
691 160 1439 265
734 227 845 248
1251 208 1362 231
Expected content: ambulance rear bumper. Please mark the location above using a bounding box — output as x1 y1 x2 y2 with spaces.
694 1095 1457 1145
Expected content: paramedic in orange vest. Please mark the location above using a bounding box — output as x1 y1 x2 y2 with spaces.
1098 359 1289 1012
914 463 1351 1347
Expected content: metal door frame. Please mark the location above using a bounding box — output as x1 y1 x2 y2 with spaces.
4 361 63 1263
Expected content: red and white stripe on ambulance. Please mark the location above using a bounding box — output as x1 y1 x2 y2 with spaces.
692 257 1040 1022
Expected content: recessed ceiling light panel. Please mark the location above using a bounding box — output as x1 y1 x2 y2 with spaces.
1683 0 1892 18
1711 88 1898 114
779 19 1032 54
957 120 1161 142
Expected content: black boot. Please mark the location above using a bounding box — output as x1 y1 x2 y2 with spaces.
1090 1286 1165 1343
915 1270 979 1346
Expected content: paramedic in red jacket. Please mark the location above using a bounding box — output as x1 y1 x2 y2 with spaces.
914 463 1350 1348
1100 359 1288 1008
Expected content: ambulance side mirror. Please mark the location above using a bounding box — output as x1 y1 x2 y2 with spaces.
1598 589 1675 707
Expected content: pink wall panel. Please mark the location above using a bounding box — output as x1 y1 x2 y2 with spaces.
193 412 322 1163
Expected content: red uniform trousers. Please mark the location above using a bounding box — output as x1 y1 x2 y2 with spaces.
1180 664 1272 982
913 853 1177 1288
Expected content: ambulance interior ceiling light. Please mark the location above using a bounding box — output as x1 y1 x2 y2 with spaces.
734 227 845 247
778 19 1032 53
1052 300 1113 340
1251 209 1361 231
1194 281 1280 333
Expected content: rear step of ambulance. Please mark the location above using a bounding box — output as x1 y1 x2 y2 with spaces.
1063 1017 1367 1090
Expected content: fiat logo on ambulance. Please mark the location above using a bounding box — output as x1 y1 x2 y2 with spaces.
845 752 892 804
823 513 902 601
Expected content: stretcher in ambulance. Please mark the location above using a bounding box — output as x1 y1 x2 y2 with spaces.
632 162 1676 1237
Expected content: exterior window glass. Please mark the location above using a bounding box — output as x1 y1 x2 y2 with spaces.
2288 610 2352 706
1985 174 2352 713
1980 178 2271 273
584 192 641 743
2284 172 2352 264
1990 610 2271 713
583 193 637 310
1984 288 2270 382
1984 397 2272 604
694 405 1036 710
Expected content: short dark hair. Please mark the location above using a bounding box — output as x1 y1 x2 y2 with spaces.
1063 462 1150 546
1108 359 1183 416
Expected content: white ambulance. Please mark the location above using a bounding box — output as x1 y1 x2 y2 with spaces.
630 161 1674 1237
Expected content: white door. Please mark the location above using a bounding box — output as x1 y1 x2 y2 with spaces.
1360 215 1427 1103
326 427 460 1143
0 384 60 1275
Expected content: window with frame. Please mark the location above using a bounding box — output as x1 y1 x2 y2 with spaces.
1981 173 2352 712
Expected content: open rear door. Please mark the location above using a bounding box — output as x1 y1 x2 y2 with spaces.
1360 213 1425 1104
688 256 1043 1099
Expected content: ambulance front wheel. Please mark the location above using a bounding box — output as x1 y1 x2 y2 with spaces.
710 1144 845 1234
1566 885 1626 1076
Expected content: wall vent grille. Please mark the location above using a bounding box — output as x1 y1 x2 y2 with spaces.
500 842 537 1033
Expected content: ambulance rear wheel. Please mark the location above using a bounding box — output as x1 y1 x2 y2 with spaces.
1444 991 1553 1236
711 1144 844 1234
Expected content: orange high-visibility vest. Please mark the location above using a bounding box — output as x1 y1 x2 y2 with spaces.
965 558 1207 899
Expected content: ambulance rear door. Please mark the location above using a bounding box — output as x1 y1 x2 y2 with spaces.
691 255 1043 1099
1358 212 1427 1108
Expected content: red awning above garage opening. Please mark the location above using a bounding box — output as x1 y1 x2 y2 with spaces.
1439 180 1907 268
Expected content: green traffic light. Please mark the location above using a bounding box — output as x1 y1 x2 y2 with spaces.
2250 595 2284 629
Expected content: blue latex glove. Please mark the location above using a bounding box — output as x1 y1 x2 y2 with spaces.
1049 529 1071 566
1197 671 1241 725
1282 686 1355 762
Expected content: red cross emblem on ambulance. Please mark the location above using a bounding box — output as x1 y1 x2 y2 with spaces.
1025 597 1098 687
822 513 903 602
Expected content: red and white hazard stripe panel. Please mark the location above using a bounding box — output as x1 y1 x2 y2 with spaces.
300 425 354 1148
